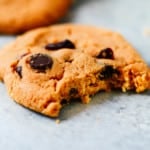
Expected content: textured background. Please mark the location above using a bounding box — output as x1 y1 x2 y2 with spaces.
0 0 150 150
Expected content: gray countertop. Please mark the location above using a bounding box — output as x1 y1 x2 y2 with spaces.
0 0 150 150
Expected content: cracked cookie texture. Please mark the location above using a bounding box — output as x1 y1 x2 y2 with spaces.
0 24 149 117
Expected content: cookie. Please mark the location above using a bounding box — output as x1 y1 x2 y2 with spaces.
0 0 72 34
0 24 149 117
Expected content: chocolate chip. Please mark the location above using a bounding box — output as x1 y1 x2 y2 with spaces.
29 53 53 71
69 88 78 96
45 39 75 50
15 66 22 78
99 65 119 80
96 48 114 59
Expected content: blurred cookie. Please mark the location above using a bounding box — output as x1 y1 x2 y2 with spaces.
0 0 72 34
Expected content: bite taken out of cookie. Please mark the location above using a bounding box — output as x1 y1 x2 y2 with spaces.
0 24 149 117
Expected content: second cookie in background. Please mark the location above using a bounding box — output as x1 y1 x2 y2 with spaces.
0 0 72 34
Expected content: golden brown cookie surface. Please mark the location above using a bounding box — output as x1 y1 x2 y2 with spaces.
0 24 149 117
0 0 72 34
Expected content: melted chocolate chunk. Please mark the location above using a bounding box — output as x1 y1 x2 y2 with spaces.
96 48 114 59
99 65 119 80
30 53 53 71
45 39 75 50
15 66 22 78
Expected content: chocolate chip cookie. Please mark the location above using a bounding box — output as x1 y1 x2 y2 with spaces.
0 24 149 117
0 0 72 34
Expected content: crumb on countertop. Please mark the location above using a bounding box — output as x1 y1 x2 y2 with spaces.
142 27 150 36
55 119 60 124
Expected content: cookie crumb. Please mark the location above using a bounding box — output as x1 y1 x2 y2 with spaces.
142 27 150 36
55 119 60 124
